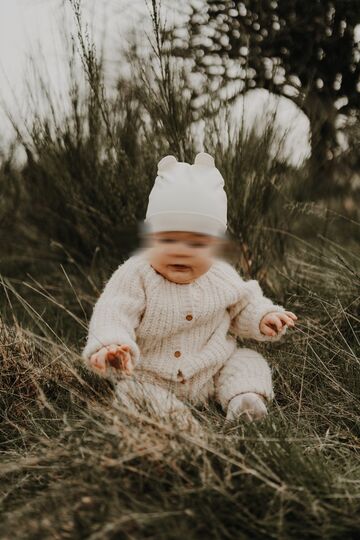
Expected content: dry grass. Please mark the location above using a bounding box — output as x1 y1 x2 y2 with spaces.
1 234 359 539
0 1 359 537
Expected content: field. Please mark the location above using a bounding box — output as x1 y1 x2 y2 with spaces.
0 4 360 538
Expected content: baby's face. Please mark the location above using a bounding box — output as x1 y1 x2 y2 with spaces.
143 231 222 284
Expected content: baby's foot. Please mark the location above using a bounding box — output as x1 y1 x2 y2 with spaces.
226 392 268 422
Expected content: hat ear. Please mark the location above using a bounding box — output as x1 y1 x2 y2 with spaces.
158 155 178 173
194 152 215 168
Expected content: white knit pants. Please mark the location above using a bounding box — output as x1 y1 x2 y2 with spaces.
114 378 200 432
114 347 274 420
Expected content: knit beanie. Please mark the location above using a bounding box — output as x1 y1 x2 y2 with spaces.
141 153 228 238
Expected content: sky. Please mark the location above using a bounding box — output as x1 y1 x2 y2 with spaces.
0 0 311 165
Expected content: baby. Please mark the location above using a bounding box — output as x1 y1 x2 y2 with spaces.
82 153 297 425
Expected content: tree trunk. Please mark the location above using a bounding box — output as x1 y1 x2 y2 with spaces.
302 91 339 200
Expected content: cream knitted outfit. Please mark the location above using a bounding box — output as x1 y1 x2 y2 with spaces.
82 248 288 419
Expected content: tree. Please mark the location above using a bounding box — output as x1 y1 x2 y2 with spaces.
168 0 360 197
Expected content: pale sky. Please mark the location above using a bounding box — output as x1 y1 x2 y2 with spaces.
0 0 311 165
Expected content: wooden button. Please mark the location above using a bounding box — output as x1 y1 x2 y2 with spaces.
174 351 181 358
186 314 193 321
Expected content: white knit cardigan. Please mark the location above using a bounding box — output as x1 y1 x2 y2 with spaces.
81 248 288 385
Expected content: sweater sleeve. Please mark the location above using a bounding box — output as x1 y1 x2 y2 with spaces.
81 258 146 364
228 279 288 342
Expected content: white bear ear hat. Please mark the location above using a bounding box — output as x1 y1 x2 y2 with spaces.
142 152 228 238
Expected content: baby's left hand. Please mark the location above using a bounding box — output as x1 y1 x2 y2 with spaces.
260 311 298 337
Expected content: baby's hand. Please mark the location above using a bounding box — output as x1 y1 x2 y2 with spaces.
260 311 298 337
89 344 134 375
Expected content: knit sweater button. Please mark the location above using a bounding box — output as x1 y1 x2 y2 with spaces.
174 350 181 358
186 314 193 321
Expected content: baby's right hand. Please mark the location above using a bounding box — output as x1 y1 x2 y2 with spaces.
89 344 134 376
